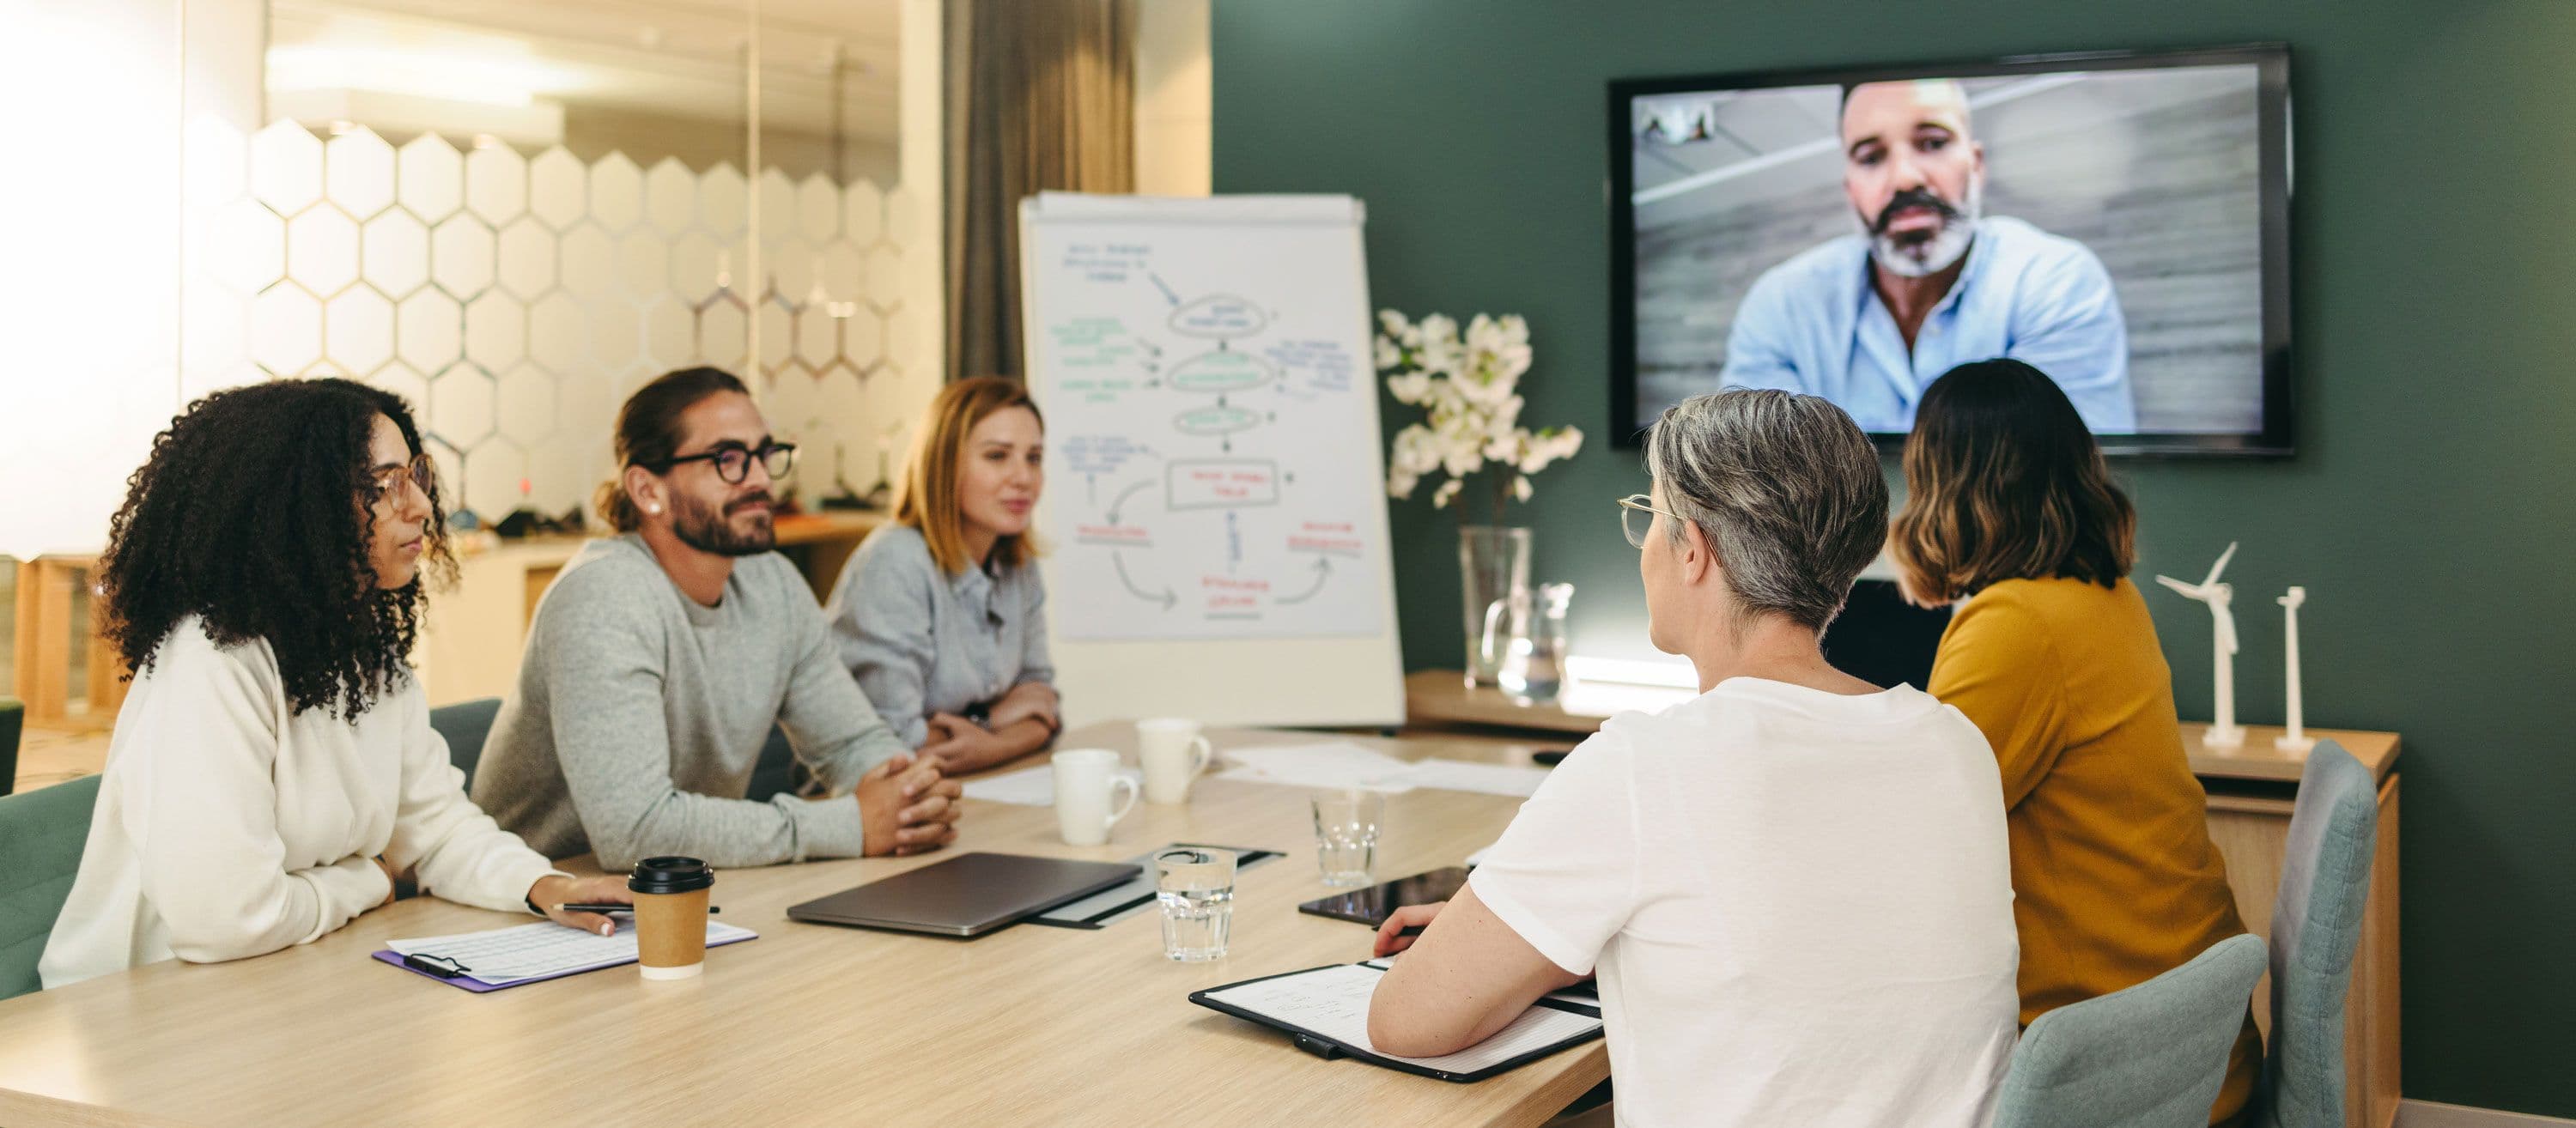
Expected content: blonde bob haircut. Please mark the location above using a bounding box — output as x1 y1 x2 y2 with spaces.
895 376 1045 576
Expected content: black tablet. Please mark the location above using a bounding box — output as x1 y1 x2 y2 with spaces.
1296 866 1472 927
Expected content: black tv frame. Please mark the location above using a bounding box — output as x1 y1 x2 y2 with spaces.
1607 44 2295 457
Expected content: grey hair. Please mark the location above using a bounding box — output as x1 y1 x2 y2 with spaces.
1643 390 1888 632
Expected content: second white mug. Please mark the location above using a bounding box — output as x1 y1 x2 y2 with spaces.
1052 748 1139 846
1137 719 1213 804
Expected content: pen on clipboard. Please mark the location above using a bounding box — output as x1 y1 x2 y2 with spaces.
552 904 721 914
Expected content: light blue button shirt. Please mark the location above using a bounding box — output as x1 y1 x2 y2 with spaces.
824 525 1054 749
1720 216 2136 434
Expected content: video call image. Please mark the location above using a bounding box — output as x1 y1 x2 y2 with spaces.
1625 64 2266 437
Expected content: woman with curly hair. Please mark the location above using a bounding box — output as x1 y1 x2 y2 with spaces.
39 379 633 989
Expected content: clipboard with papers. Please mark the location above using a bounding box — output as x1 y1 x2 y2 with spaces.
1188 960 1603 1083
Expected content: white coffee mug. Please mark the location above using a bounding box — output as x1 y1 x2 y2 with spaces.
1052 748 1139 846
1137 719 1213 804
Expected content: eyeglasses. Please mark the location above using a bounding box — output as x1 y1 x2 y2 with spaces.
366 454 434 506
1618 494 1686 549
659 440 797 484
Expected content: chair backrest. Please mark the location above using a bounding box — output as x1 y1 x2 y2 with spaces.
1990 932 2269 1128
0 773 105 1001
428 697 504 790
0 697 22 798
744 725 798 803
2257 739 2379 1128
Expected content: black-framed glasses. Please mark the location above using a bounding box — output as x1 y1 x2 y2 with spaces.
660 440 797 484
1618 493 1686 549
366 453 434 506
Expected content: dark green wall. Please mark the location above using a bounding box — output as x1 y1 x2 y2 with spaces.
1213 0 2576 1115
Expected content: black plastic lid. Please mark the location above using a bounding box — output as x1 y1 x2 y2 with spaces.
629 856 715 895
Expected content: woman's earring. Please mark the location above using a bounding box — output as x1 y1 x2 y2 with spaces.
646 504 661 514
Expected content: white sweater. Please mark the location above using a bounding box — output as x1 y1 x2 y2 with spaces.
39 619 562 989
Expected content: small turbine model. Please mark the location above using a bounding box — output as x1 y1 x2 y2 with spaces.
2156 542 2245 749
2276 586 2315 755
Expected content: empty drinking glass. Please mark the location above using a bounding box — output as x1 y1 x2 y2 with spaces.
1155 848 1237 961
1311 791 1385 888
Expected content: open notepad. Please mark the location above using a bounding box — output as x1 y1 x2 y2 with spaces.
1191 961 1602 1083
375 919 758 991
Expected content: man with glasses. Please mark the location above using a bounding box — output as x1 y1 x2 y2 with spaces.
473 367 963 870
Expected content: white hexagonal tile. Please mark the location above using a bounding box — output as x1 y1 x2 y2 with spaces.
882 306 917 374
250 120 325 215
669 232 721 303
773 240 819 306
495 218 556 300
723 236 750 294
884 184 922 248
429 217 495 297
816 367 870 482
495 363 556 444
529 293 586 373
324 286 395 373
556 369 617 444
398 133 464 222
617 231 668 298
699 162 746 235
462 438 526 519
644 157 695 235
588 152 641 232
430 367 497 450
559 224 615 297
397 290 463 371
325 128 396 219
795 308 836 368
591 300 643 371
641 297 693 371
529 148 586 230
699 301 746 367
371 361 431 417
756 302 792 370
181 288 250 381
845 306 885 367
864 245 903 308
756 167 795 240
526 428 592 515
796 173 839 240
842 180 884 246
184 114 246 206
423 437 465 511
206 198 285 293
464 294 526 369
285 207 361 296
250 285 324 374
465 144 526 223
361 210 429 298
821 241 865 303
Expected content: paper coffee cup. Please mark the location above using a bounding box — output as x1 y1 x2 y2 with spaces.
629 857 715 980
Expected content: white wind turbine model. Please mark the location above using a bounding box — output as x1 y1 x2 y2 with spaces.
2156 542 2245 749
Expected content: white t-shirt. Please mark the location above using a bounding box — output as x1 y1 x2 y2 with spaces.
1470 678 2020 1128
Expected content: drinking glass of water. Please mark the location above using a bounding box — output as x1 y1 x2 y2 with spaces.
1155 848 1236 961
1311 791 1384 888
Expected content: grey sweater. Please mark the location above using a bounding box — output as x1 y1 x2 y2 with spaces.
471 536 908 869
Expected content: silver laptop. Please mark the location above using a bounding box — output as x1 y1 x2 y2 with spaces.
785 852 1142 938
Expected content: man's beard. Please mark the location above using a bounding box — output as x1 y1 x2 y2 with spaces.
1863 179 1982 279
671 489 776 556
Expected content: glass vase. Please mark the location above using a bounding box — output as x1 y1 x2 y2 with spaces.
1458 525 1534 688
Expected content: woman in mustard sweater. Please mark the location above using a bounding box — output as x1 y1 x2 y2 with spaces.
1891 358 2260 1125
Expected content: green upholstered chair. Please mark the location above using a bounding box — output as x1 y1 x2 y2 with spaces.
2254 739 2380 1128
1989 932 2269 1128
0 773 104 1000
0 696 22 797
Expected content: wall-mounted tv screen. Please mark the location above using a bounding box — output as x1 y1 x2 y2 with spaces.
1610 45 2293 454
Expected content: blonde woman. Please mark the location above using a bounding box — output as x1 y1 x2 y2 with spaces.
827 378 1057 773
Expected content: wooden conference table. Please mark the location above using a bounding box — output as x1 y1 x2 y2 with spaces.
0 725 1601 1128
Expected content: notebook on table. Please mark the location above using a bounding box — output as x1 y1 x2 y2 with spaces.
1189 961 1603 1083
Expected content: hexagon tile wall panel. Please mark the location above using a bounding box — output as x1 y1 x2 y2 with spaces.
190 120 930 522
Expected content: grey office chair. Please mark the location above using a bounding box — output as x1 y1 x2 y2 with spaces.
2254 739 2379 1128
428 697 503 790
1989 932 2269 1128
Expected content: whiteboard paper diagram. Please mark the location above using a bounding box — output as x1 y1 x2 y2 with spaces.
1026 207 1386 643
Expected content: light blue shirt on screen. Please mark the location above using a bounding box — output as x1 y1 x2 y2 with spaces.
1721 215 2136 434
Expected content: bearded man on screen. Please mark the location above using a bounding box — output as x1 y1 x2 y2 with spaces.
1721 78 2136 434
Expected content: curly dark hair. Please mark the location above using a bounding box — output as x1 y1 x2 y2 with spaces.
97 378 456 719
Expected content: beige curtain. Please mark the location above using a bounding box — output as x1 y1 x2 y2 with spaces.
945 0 1137 383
